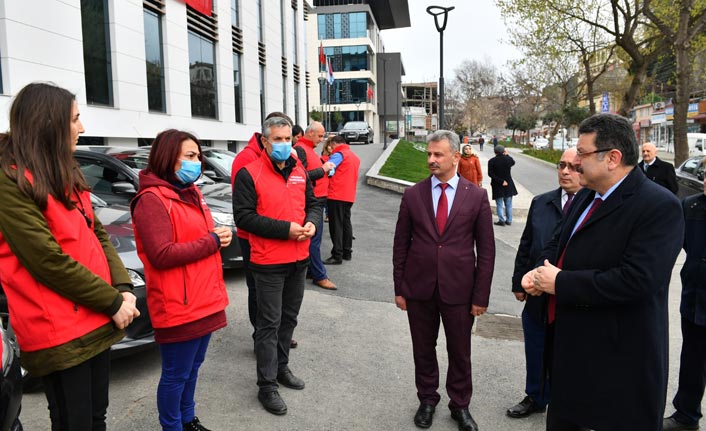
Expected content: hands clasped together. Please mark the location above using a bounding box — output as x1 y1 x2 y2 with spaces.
289 221 316 242
521 259 561 297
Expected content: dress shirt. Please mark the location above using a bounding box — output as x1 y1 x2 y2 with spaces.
431 174 459 217
570 173 628 238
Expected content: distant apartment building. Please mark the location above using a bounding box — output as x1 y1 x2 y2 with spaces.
0 0 310 150
307 0 409 142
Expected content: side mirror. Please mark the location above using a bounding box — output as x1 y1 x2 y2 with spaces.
112 181 137 195
698 171 705 181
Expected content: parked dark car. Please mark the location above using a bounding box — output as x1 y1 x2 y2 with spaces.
74 146 242 268
675 155 706 199
339 121 374 145
0 318 22 430
202 148 236 183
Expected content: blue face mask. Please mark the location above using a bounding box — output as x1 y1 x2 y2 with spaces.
270 142 292 162
175 159 202 184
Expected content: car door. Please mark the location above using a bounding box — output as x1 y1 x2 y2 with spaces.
676 157 705 199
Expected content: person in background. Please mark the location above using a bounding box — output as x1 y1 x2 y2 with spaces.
492 135 498 148
507 148 580 420
294 121 337 290
487 145 518 226
458 144 483 187
231 112 299 348
478 135 485 151
233 116 320 416
0 82 140 430
324 135 360 265
393 130 495 431
131 129 230 431
292 125 304 145
663 162 706 431
638 142 678 194
523 113 684 431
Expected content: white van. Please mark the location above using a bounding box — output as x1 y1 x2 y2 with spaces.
687 133 706 155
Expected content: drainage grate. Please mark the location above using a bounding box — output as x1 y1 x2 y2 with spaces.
473 314 524 341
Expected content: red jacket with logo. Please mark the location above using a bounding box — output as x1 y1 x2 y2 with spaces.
0 177 114 352
328 144 360 203
132 173 228 329
240 151 313 265
231 133 263 240
294 137 328 199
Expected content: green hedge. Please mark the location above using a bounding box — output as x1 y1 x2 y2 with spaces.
522 148 563 165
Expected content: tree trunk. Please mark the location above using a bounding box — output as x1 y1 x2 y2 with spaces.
618 61 649 117
672 7 694 167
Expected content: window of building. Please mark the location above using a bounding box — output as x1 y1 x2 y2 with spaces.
259 65 266 123
233 53 243 123
318 12 367 40
291 4 298 64
230 0 239 27
294 81 300 125
323 45 368 72
257 0 264 42
282 76 288 114
144 8 166 112
188 31 218 119
280 0 286 50
138 138 154 147
320 78 368 105
81 0 113 106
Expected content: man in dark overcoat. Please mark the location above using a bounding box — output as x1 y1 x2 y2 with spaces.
487 145 517 226
638 142 678 194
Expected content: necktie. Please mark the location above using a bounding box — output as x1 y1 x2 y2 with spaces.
548 197 603 324
562 193 574 216
436 183 449 234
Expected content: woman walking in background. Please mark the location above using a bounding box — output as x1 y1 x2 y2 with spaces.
131 129 231 431
0 82 140 430
458 144 483 187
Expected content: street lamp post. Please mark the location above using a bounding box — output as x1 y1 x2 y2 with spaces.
426 5 454 131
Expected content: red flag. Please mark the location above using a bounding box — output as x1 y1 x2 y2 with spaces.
367 85 374 101
319 42 325 67
183 0 212 16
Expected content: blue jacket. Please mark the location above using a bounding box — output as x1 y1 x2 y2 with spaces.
680 193 706 325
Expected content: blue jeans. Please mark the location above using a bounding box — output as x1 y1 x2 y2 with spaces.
522 308 549 407
495 196 513 223
157 334 211 431
308 204 327 281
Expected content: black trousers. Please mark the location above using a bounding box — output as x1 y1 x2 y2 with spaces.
251 263 306 392
672 317 706 425
238 237 258 337
327 199 353 260
546 405 590 431
42 348 111 431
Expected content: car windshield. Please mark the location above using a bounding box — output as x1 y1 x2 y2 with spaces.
203 149 236 174
343 122 367 130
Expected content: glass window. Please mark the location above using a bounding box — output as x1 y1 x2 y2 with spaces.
280 0 286 50
349 12 367 38
292 6 298 64
188 31 218 119
81 0 113 106
257 0 264 42
230 0 239 27
259 65 266 123
320 78 368 105
317 14 326 39
143 9 166 112
282 76 288 114
318 12 367 39
333 14 341 39
324 45 368 72
681 158 701 175
233 53 243 123
294 81 300 126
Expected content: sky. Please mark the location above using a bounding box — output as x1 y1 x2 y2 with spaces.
380 0 521 83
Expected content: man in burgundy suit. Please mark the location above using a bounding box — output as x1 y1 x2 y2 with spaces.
393 130 496 431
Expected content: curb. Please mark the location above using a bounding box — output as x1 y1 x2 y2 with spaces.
364 140 531 218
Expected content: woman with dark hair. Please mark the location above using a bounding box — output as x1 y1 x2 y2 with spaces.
131 129 230 431
0 82 140 430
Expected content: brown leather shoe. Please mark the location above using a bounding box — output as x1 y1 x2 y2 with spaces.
314 279 337 290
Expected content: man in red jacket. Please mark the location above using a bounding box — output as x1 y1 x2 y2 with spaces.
324 135 361 265
233 116 320 416
294 121 337 289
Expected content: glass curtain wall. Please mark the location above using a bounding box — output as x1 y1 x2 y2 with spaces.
188 31 218 118
143 8 166 112
81 0 113 105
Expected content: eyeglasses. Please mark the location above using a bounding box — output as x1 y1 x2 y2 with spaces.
576 148 614 159
557 162 578 171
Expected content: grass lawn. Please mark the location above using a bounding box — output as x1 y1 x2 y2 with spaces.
378 140 430 183
522 148 563 165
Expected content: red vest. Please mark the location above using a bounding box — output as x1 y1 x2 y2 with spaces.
133 186 228 329
328 144 360 203
295 137 328 198
0 174 113 352
244 151 310 265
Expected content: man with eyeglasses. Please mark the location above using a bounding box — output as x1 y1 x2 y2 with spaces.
507 148 580 420
521 113 684 431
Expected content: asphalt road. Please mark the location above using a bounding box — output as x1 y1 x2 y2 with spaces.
16 142 693 430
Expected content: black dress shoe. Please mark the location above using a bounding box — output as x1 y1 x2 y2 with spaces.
324 256 343 265
342 252 352 261
413 403 435 428
663 416 700 430
506 396 546 418
450 409 478 431
258 390 287 415
494 221 505 226
277 368 305 390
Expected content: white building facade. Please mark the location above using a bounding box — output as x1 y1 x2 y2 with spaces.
0 0 311 150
